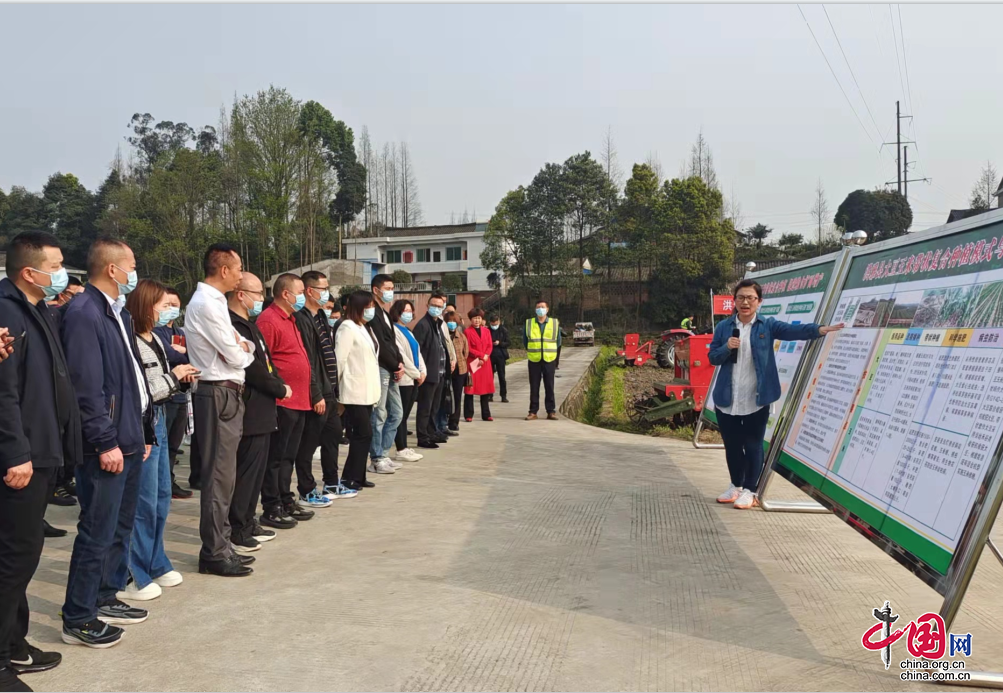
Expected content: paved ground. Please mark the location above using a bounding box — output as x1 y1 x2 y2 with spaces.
29 346 1003 691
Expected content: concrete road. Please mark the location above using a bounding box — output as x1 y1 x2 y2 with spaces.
29 346 1003 691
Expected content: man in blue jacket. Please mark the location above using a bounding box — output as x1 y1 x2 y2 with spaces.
0 232 81 691
60 237 154 650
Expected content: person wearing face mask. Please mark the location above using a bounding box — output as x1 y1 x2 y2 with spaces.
184 244 257 578
412 293 450 449
119 280 199 601
366 275 405 476
227 273 293 550
152 287 194 500
444 311 469 431
292 271 350 505
256 273 316 530
0 232 82 689
60 236 155 648
335 291 381 491
390 299 425 464
524 299 561 421
462 308 494 422
487 315 509 403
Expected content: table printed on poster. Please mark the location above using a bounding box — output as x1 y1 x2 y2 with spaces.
784 231 1003 560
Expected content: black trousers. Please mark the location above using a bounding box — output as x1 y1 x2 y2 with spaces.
397 385 417 451
448 372 466 428
416 379 443 445
0 467 55 667
464 394 492 420
491 356 507 399
164 398 188 484
295 398 342 495
341 404 373 484
230 433 270 543
263 407 307 514
188 426 202 488
715 406 770 490
528 360 557 415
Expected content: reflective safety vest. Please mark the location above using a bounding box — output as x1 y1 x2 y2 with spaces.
525 317 559 362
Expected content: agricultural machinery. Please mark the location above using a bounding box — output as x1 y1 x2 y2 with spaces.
627 334 716 428
616 329 696 368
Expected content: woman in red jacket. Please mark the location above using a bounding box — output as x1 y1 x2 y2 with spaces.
463 307 494 421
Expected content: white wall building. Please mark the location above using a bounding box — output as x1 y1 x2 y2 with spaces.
342 223 496 291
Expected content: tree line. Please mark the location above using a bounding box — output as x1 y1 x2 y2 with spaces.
0 85 423 298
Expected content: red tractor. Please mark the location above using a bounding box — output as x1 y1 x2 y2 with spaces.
628 334 716 429
617 329 695 368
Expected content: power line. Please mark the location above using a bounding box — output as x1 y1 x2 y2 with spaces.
796 4 880 152
897 5 914 115
888 5 908 109
822 5 883 141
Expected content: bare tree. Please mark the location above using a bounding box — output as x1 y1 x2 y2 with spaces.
645 151 663 186
969 161 1000 212
810 178 830 255
358 126 374 231
687 130 719 190
724 184 743 231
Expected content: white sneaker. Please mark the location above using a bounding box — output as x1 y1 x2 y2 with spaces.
152 570 183 588
368 458 396 474
396 448 423 462
116 581 162 601
387 456 403 469
716 484 742 504
734 489 759 510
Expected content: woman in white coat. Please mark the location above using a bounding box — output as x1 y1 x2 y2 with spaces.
335 290 381 491
390 299 427 465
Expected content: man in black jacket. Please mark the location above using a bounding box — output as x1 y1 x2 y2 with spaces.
487 314 510 403
60 237 155 649
367 274 405 473
227 273 292 551
412 293 449 449
0 232 80 690
291 270 341 506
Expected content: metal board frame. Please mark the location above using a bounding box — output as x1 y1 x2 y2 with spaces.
763 208 1003 596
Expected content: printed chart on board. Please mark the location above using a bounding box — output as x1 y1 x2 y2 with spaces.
779 223 1003 575
704 258 835 452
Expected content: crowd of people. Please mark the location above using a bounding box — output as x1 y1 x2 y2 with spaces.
0 232 566 692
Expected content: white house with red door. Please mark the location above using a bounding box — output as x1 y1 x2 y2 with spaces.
342 222 497 291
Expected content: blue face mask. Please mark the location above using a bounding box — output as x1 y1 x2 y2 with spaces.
316 289 330 305
382 289 394 304
292 293 306 312
32 267 69 298
363 307 376 322
401 311 414 324
428 305 443 318
248 299 263 317
158 306 180 326
447 321 457 331
536 307 547 318
490 324 499 331
114 264 138 296
323 308 333 319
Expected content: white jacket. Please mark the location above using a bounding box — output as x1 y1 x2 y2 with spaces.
394 324 427 387
335 320 381 405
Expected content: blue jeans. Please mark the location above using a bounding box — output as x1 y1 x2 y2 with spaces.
117 405 174 589
369 368 403 461
63 450 144 627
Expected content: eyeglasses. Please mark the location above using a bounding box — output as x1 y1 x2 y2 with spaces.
735 296 759 304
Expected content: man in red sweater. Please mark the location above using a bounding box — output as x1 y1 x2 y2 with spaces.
256 274 315 529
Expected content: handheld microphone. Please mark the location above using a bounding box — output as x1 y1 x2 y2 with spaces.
730 328 740 364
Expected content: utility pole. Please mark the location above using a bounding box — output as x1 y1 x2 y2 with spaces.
901 146 931 203
883 101 915 196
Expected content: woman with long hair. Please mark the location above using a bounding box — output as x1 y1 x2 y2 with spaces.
118 279 199 600
462 307 494 421
335 291 381 491
390 299 425 465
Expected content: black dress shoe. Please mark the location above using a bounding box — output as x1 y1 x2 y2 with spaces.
501 398 509 403
417 441 440 450
445 429 459 437
43 520 67 538
198 556 252 577
342 480 375 490
235 554 255 565
339 436 349 445
171 482 193 499
406 430 414 436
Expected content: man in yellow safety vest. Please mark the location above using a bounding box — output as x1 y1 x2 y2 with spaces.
523 299 560 420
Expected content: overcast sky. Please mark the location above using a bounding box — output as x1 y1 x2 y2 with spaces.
2 3 1001 237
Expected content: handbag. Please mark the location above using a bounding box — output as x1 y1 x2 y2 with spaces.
465 373 473 388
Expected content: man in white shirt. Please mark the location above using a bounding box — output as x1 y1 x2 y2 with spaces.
185 244 256 578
